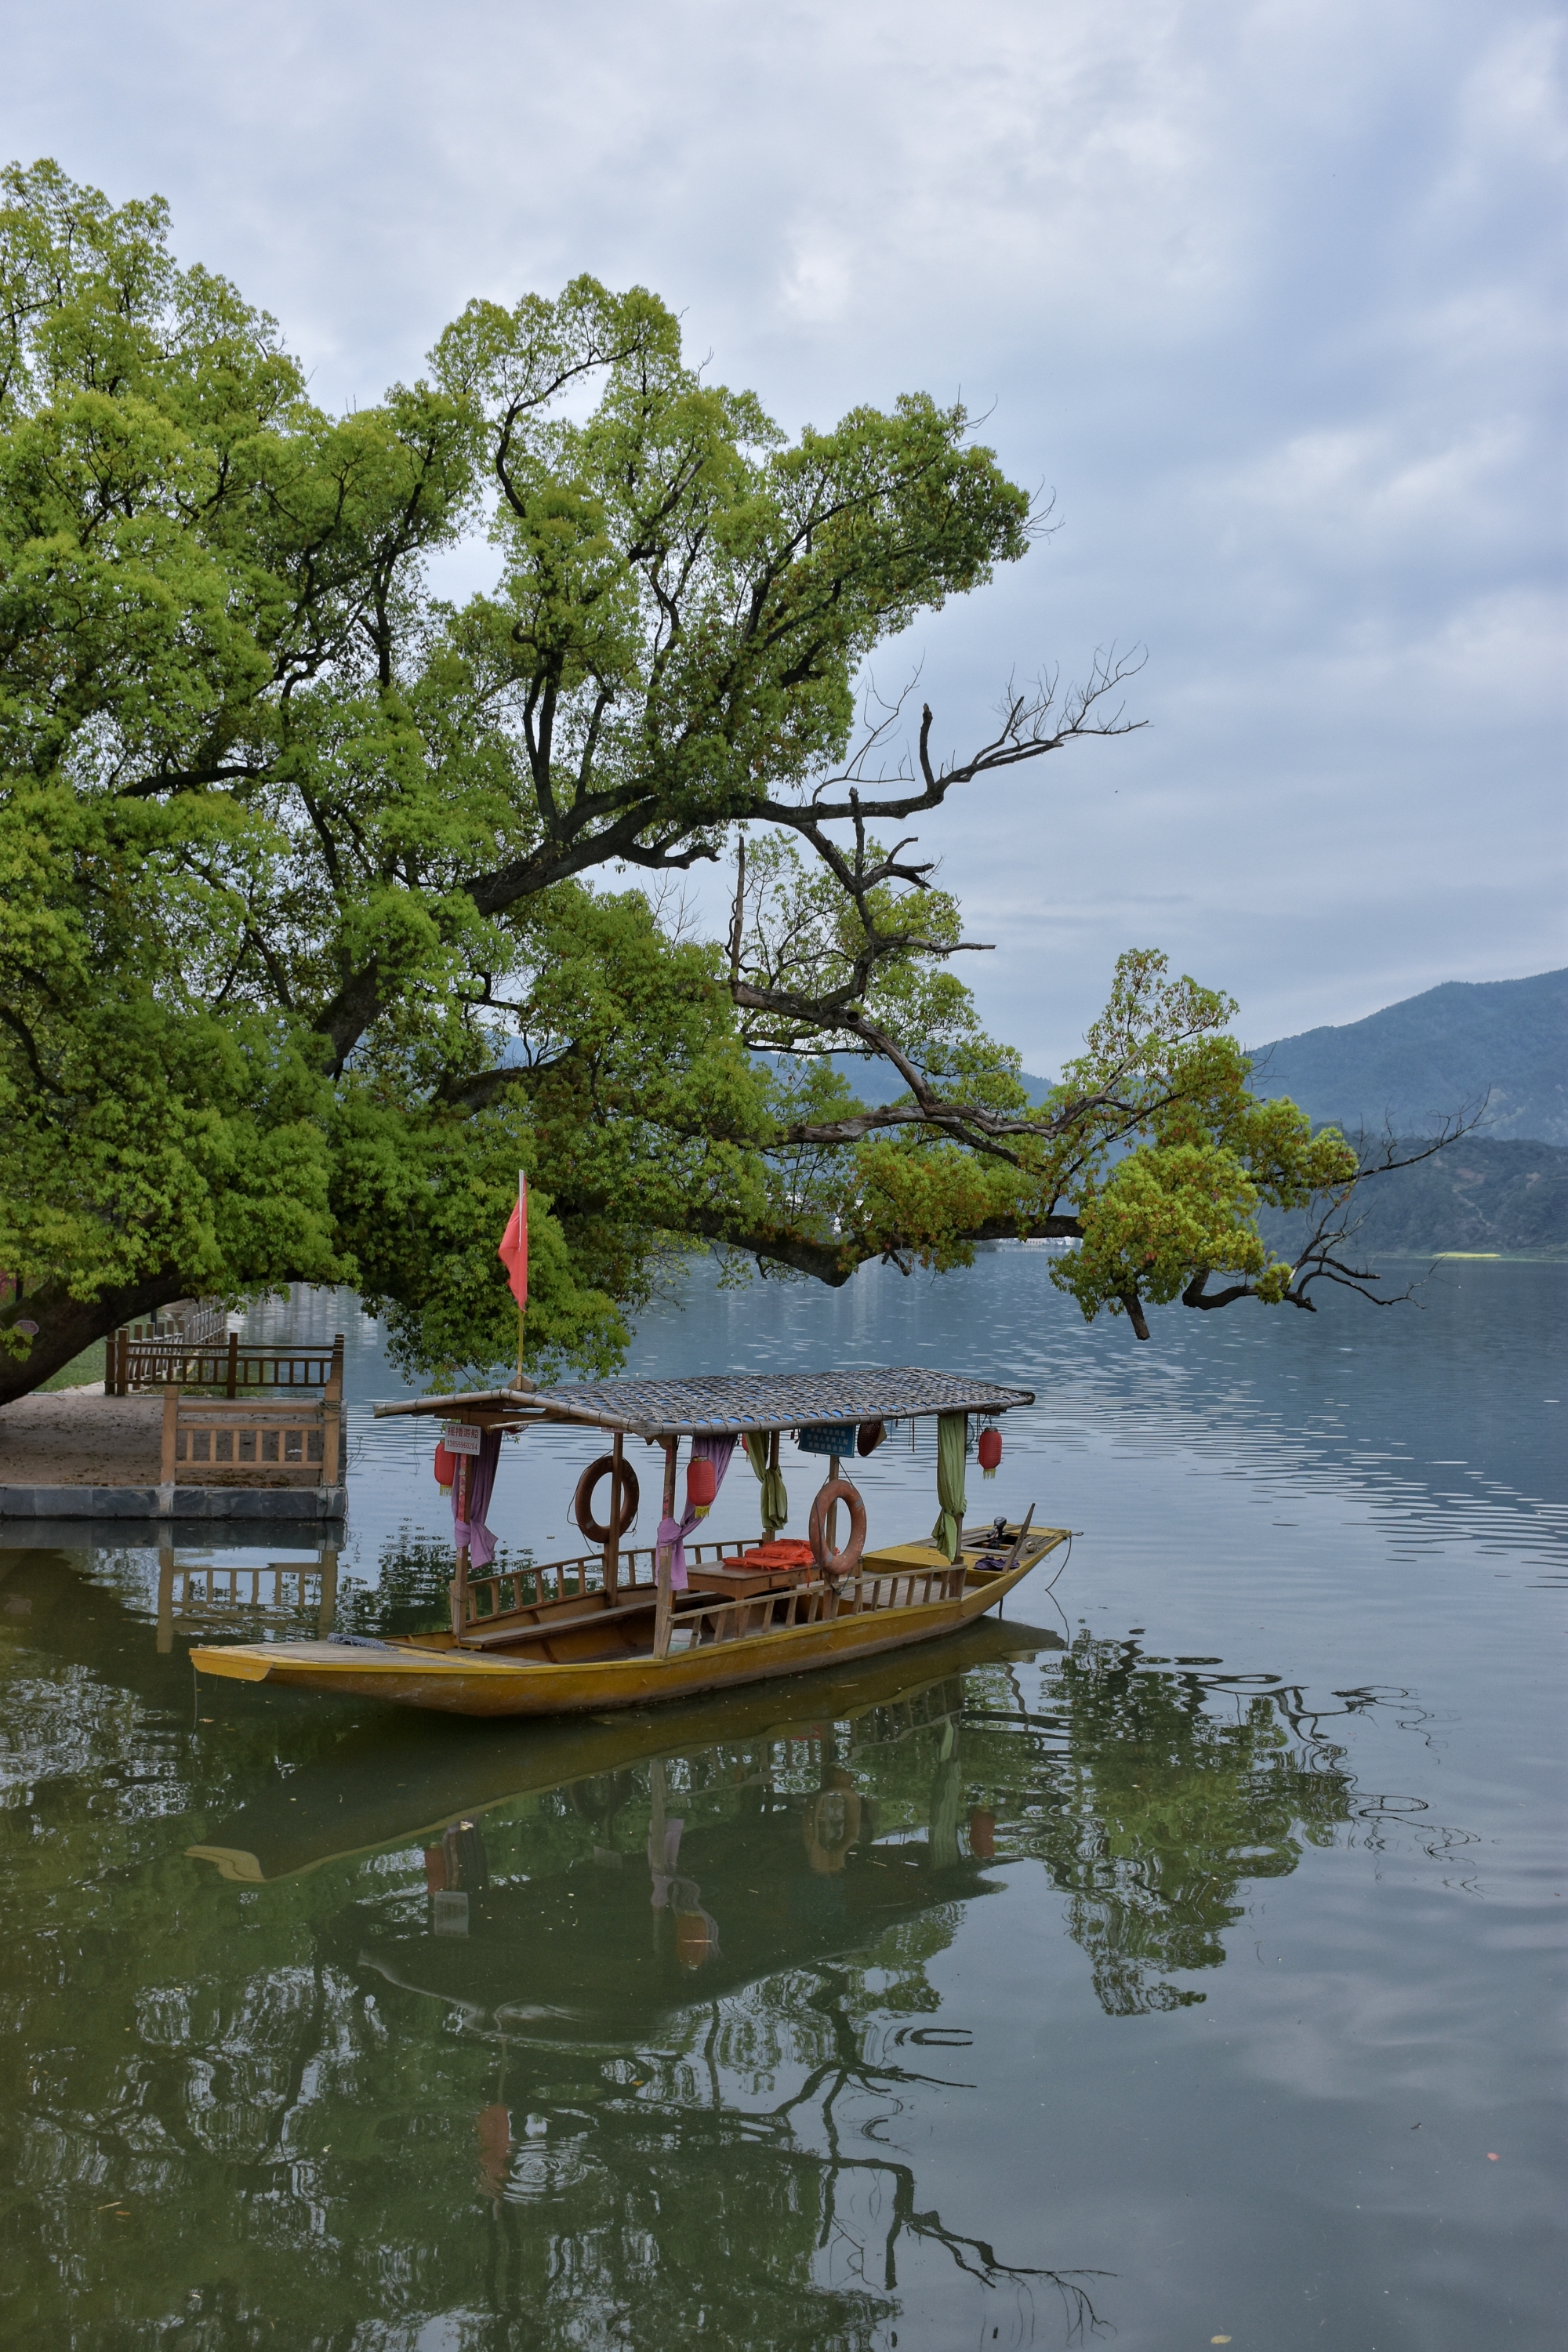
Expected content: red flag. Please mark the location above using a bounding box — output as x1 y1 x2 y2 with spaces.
498 1177 528 1309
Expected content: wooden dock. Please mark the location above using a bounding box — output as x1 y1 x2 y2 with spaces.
0 1338 347 1519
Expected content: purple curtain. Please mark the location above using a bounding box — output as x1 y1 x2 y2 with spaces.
453 1427 503 1570
655 1432 737 1590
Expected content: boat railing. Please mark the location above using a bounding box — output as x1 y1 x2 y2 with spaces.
670 1579 838 1646
462 1535 759 1624
670 1559 970 1650
848 1563 970 1612
462 1540 974 1639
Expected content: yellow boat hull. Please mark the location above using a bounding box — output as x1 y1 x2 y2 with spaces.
191 1537 1064 1718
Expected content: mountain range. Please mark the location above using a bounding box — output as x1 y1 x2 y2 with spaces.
1245 968 1566 1145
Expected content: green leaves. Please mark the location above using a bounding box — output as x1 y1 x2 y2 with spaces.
1 159 1378 1399
1033 953 1360 1324
0 996 339 1368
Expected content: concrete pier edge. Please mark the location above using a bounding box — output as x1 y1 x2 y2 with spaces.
0 1484 348 1520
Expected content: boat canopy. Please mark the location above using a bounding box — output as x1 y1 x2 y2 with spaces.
373 1367 1034 1441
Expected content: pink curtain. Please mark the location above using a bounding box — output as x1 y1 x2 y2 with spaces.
453 1427 503 1570
655 1432 737 1590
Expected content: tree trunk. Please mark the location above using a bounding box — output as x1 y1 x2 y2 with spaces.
0 1268 189 1407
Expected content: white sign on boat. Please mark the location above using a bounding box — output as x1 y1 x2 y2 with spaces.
441 1421 484 1456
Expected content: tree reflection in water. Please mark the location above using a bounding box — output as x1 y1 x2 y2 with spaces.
972 1635 1370 2015
322 1637 1406 2347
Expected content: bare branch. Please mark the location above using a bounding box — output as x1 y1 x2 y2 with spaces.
759 651 1147 836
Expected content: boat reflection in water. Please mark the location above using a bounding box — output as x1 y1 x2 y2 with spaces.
345 1704 1009 2048
183 1617 1402 2344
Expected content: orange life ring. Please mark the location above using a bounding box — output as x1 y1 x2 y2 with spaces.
673 1904 720 1968
804 1777 863 1875
808 1475 866 1578
572 1454 640 1544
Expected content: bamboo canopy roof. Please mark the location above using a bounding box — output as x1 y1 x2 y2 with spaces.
374 1367 1035 1441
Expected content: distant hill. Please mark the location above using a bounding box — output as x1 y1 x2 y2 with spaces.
758 1052 1053 1107
1258 1135 1567 1261
1247 969 1568 1145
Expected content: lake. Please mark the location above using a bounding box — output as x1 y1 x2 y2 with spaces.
1 1254 1563 2349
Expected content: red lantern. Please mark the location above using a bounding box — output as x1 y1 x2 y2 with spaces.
434 1442 457 1491
686 1455 717 1518
978 1425 1003 1477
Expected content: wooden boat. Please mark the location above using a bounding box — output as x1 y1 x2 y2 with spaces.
191 1367 1066 1718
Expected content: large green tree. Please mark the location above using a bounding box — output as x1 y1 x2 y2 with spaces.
1 161 1415 1403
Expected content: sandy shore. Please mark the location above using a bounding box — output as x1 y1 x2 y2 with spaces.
0 1392 164 1485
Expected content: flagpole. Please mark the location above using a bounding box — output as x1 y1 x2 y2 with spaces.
515 1169 525 1393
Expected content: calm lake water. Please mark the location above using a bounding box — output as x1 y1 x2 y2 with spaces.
1 1254 1563 2350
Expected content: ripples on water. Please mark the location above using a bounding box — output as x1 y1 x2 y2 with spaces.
0 1255 1561 2348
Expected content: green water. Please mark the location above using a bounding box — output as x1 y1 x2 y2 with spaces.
1 1258 1563 2347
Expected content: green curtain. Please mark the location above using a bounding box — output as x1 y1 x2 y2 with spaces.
745 1430 789 1534
930 1413 968 1561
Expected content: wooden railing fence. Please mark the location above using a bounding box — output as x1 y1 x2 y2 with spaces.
111 1332 343 1399
156 1543 339 1651
664 1580 840 1647
160 1387 343 1490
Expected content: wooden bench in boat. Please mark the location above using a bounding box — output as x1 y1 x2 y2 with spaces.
457 1588 660 1652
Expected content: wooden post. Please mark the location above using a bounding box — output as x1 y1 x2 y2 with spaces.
449 1453 471 1641
321 1392 341 1490
225 1332 238 1398
327 1334 344 1402
653 1437 677 1659
318 1542 339 1638
604 1429 624 1609
156 1541 175 1654
160 1386 180 1487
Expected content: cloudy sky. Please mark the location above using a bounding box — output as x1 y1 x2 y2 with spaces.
6 0 1563 1073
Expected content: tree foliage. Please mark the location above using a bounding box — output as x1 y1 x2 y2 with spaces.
1 160 1404 1399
